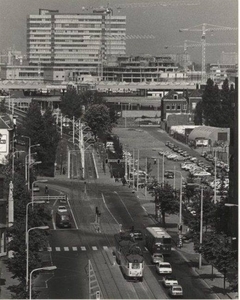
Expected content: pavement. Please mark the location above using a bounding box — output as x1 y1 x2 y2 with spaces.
0 150 238 299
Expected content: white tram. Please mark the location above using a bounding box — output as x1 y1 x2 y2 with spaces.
114 233 144 282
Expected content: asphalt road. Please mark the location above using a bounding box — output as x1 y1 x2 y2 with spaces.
35 128 218 299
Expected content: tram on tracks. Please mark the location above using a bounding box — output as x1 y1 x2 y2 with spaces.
114 232 144 282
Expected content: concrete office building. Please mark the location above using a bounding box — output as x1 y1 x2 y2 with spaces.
27 8 126 81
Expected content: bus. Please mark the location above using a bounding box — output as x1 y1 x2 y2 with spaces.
145 227 172 256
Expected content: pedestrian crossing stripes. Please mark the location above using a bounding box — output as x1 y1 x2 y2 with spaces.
39 246 111 252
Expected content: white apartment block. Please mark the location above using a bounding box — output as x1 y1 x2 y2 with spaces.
27 9 126 76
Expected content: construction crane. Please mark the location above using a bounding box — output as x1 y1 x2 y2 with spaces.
179 23 238 82
165 39 237 74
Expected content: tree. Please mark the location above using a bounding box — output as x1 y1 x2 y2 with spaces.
154 182 179 225
0 98 7 113
194 100 203 125
60 86 83 119
84 104 112 138
82 90 106 109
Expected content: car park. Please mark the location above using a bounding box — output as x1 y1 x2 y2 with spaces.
156 262 172 275
163 275 178 287
169 285 183 297
152 253 164 264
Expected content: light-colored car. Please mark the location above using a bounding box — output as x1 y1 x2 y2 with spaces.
163 275 178 287
57 206 68 213
152 253 164 264
156 262 172 274
33 185 40 192
169 285 183 297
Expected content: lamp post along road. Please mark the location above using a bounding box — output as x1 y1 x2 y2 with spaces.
199 185 204 269
28 144 40 190
31 180 48 207
26 226 49 294
29 266 56 300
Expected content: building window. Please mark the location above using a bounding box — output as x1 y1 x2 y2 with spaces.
177 105 181 110
183 104 187 110
173 94 178 99
171 104 176 110
166 105 170 110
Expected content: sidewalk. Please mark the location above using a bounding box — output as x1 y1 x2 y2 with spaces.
0 152 237 299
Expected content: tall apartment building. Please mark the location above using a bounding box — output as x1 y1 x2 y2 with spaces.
27 9 126 81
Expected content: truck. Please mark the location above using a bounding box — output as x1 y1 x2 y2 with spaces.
145 227 172 257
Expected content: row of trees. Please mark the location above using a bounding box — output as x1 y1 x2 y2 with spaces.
194 78 235 128
148 175 237 292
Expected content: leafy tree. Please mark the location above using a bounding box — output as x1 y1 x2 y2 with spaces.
82 90 106 109
0 98 7 113
84 104 112 138
56 138 68 174
60 86 83 119
108 105 119 125
154 182 179 225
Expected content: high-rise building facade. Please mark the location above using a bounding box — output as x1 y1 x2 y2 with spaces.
27 9 126 77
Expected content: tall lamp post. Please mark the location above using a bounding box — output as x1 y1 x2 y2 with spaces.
28 144 40 190
26 226 49 294
29 266 57 299
188 182 204 268
12 150 25 177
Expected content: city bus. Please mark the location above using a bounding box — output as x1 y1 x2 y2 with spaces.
145 227 172 256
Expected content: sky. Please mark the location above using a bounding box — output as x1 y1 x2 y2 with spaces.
0 0 238 64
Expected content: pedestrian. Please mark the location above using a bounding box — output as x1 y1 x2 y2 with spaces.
45 185 49 194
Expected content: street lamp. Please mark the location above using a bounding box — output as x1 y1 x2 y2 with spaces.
31 179 48 205
12 150 25 177
26 226 49 294
168 169 183 242
28 160 42 191
188 182 204 268
29 266 57 299
25 152 37 183
28 144 40 190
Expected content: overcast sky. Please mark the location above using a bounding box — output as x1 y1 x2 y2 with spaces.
0 0 238 63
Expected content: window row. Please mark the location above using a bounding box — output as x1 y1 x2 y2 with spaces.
165 104 187 110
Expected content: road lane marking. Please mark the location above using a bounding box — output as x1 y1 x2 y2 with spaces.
67 197 79 230
64 247 69 251
47 247 52 252
55 247 61 251
92 246 98 251
114 191 134 222
51 210 56 230
103 246 108 250
141 205 147 212
72 247 77 251
101 193 121 226
81 246 86 251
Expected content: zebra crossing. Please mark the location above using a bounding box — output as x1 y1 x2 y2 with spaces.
39 245 111 252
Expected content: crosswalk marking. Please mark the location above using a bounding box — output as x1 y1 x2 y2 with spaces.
40 246 111 252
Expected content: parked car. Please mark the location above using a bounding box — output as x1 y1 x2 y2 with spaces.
131 229 143 240
169 285 183 297
156 262 172 275
152 253 164 264
163 275 178 287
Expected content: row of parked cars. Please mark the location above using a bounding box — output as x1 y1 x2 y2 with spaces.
151 254 183 297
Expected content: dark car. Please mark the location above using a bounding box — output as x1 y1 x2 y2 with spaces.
130 229 143 240
164 171 174 179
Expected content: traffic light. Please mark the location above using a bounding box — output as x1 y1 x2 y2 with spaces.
117 159 120 164
105 159 108 163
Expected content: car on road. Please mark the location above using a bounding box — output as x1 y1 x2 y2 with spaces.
169 285 183 297
152 253 164 264
163 275 178 287
33 184 40 192
131 229 143 240
57 206 68 213
156 262 172 275
164 171 174 179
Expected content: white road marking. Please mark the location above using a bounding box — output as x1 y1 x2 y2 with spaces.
92 246 98 251
72 247 78 251
81 246 86 251
103 246 108 250
101 193 121 226
64 247 69 251
55 247 61 251
47 247 52 252
141 205 147 212
114 191 134 222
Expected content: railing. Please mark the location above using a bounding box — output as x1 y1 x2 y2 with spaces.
33 195 67 202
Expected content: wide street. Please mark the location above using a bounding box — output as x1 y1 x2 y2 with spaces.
32 127 219 299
